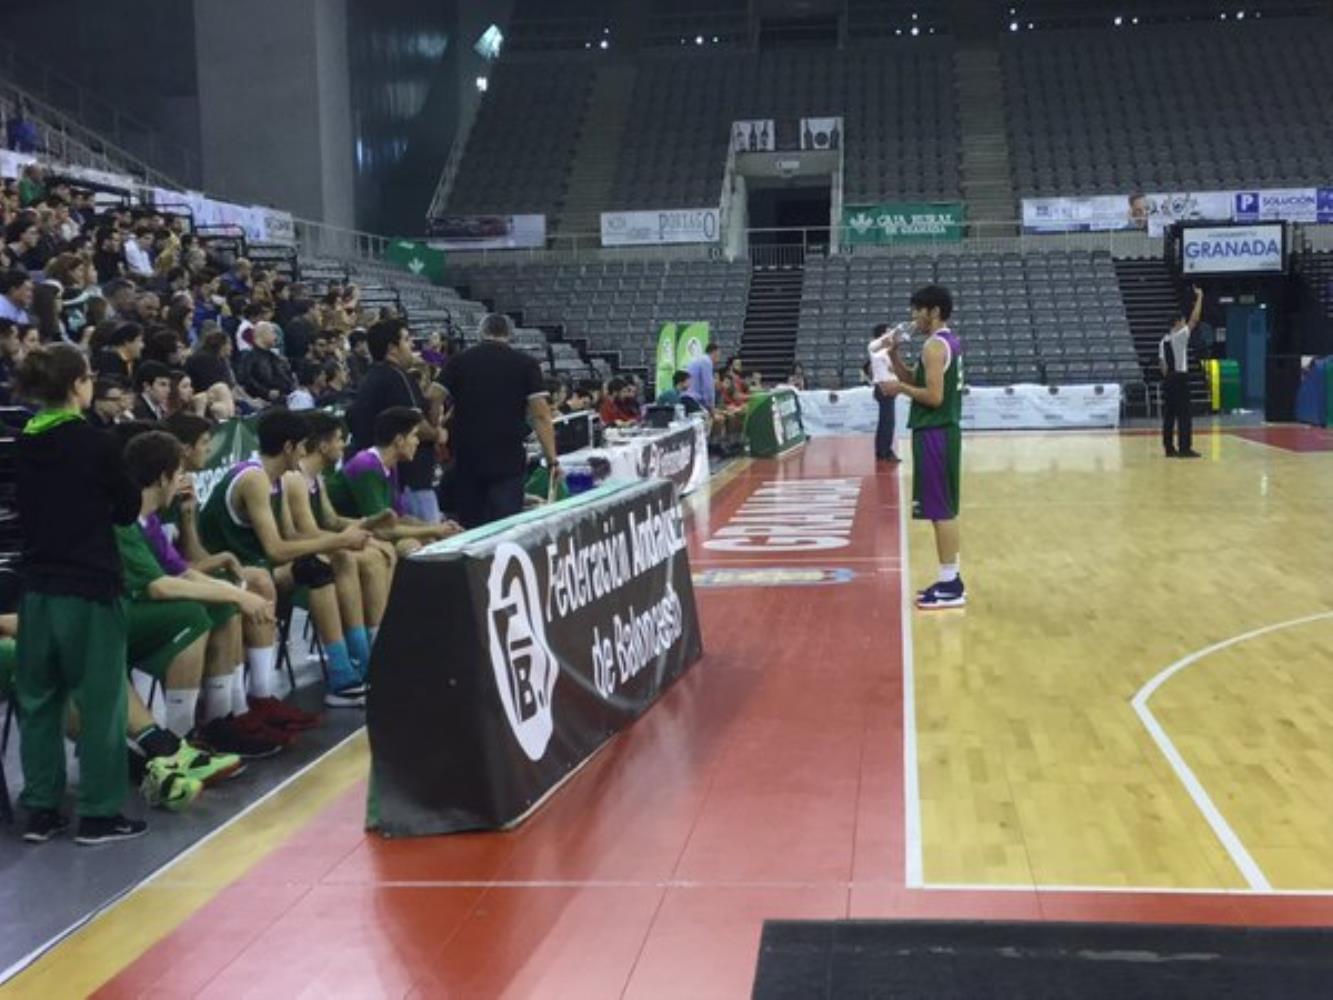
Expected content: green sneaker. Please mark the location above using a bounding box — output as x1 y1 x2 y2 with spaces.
141 759 203 812
165 743 245 787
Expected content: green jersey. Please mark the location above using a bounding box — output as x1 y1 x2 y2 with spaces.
198 461 281 567
907 329 964 430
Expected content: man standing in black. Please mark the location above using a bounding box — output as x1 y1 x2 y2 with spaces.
1160 285 1203 459
346 318 444 520
443 313 560 529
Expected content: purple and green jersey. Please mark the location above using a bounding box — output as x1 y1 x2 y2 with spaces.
908 329 963 522
325 449 404 520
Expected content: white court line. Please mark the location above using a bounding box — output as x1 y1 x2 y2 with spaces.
897 461 924 888
1131 611 1333 894
0 728 367 987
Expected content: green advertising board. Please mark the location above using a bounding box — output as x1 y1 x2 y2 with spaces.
194 414 260 507
652 321 710 395
842 202 966 244
744 389 807 458
384 239 447 284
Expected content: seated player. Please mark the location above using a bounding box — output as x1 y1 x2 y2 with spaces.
280 411 398 651
325 407 461 556
119 431 284 760
198 408 373 707
160 412 318 731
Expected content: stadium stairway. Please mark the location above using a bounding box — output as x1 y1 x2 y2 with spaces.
556 62 638 239
1114 257 1209 415
740 264 803 380
955 41 1016 234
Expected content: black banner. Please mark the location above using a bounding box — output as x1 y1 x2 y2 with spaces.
631 423 701 496
366 480 703 836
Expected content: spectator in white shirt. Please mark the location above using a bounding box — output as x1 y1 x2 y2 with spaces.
123 226 154 277
0 271 33 325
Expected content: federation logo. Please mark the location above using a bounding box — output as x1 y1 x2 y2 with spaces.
486 542 558 761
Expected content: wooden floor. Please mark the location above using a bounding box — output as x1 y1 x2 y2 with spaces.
912 427 1333 893
11 428 1333 998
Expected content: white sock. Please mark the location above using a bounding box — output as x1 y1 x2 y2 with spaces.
203 676 233 723
938 563 959 584
163 688 200 738
231 664 248 715
368 626 379 646
247 645 278 699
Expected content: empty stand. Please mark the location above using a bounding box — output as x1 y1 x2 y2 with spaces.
445 58 594 218
450 259 750 376
1005 17 1333 196
797 250 1141 389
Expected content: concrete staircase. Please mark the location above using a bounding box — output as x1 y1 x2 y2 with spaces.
555 63 637 240
954 43 1017 236
740 266 804 380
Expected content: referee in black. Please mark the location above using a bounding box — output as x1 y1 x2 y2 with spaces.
442 313 561 528
1160 284 1203 459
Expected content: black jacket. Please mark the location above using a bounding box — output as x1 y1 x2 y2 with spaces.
17 417 141 601
237 347 294 401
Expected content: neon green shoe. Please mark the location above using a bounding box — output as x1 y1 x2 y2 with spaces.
141 759 203 812
165 743 246 787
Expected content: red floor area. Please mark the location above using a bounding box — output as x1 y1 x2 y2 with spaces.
1229 426 1333 452
89 438 1333 998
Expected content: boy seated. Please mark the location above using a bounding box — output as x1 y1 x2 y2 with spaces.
325 407 461 555
160 413 317 732
198 409 373 707
119 431 280 765
280 411 398 655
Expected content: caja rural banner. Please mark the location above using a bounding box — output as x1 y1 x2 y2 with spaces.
843 202 965 244
366 479 703 835
601 208 721 247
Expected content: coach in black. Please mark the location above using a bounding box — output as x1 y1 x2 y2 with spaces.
443 313 561 528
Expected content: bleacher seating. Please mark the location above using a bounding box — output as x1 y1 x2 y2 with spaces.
450 258 750 372
445 59 594 217
797 250 1141 389
1005 17 1333 196
614 41 960 209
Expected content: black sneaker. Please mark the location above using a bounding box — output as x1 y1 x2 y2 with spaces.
917 576 967 610
23 808 70 843
75 814 148 845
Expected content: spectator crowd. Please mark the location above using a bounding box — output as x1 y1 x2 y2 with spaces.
0 157 763 846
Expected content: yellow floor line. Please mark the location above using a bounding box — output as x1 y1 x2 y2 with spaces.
4 732 369 998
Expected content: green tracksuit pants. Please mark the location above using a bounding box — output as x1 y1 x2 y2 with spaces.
16 592 128 818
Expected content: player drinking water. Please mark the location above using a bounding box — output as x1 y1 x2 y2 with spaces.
883 285 966 610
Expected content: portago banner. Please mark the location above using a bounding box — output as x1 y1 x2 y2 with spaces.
366 480 703 835
843 202 965 244
601 208 720 247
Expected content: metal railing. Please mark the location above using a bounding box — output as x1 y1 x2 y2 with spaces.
0 40 198 187
292 219 392 264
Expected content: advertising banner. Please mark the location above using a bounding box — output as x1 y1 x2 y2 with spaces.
427 214 546 251
675 322 710 373
800 116 842 151
0 149 37 180
732 119 775 153
1181 224 1285 275
366 480 703 835
655 323 680 395
744 389 807 458
193 415 259 508
1023 187 1332 235
1233 188 1318 224
384 239 447 284
565 421 709 498
601 208 720 247
843 202 966 244
797 384 1121 434
260 208 296 245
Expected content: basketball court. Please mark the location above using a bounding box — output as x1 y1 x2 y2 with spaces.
13 428 1333 997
